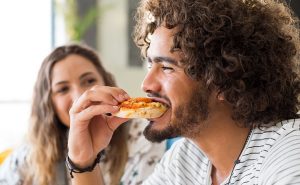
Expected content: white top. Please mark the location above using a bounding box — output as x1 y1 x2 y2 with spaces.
143 119 300 185
101 119 166 185
0 119 166 185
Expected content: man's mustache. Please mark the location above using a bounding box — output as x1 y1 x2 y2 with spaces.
146 91 171 106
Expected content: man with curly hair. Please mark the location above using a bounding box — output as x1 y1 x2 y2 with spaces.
67 0 300 184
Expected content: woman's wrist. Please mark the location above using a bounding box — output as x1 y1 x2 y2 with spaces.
66 150 105 178
67 153 95 168
67 127 99 167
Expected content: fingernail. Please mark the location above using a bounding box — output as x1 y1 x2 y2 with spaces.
113 106 119 109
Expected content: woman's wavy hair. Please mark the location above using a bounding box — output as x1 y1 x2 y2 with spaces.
134 0 300 126
26 43 128 185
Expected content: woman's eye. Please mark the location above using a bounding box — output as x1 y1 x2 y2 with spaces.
88 78 96 84
84 78 97 86
57 86 69 93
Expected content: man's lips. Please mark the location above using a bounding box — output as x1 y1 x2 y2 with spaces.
149 97 171 108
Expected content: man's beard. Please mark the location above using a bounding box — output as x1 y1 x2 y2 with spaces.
144 85 210 142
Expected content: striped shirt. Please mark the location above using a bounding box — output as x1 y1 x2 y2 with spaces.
143 119 300 185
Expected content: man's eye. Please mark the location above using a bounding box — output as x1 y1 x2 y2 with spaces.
162 66 174 71
147 64 152 71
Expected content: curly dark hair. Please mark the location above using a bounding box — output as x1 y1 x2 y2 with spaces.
134 0 300 126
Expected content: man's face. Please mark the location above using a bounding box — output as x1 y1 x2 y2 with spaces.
142 26 211 142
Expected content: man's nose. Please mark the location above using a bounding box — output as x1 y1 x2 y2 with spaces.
141 69 161 93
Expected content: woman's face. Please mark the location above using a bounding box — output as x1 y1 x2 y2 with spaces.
50 54 105 127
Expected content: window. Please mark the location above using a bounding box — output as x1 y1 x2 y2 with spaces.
0 0 52 151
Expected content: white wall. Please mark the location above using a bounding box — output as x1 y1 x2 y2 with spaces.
98 0 147 97
0 0 52 152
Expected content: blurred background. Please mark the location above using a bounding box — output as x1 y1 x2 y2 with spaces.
0 0 299 152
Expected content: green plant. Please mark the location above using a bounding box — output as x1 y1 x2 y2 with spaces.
55 0 113 41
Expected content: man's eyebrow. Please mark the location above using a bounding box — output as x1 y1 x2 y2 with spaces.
147 56 179 66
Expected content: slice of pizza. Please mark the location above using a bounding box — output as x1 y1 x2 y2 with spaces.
113 97 167 118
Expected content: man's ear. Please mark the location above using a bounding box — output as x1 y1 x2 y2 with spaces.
217 92 225 101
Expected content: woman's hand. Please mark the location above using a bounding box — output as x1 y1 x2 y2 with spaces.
67 85 130 168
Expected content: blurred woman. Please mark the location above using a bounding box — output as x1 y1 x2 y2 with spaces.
0 44 165 185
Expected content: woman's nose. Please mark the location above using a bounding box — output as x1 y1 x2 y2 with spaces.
71 87 85 102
